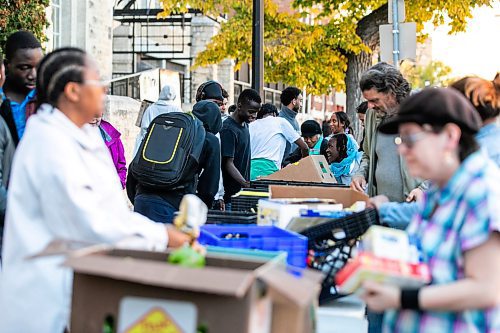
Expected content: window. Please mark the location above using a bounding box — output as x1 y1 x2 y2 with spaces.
51 0 61 49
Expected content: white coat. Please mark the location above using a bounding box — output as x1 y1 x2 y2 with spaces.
0 104 168 333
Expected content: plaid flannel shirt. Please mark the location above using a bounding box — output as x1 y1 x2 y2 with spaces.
384 151 500 333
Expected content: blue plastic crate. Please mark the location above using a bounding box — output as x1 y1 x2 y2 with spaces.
199 225 308 268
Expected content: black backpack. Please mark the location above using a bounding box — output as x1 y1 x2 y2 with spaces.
130 112 206 190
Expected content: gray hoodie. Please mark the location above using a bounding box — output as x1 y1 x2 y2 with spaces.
133 84 183 156
279 105 300 159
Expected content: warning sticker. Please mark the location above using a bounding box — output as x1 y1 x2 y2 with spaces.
118 297 197 333
124 307 183 333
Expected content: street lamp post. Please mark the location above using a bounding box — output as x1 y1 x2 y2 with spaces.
251 0 264 97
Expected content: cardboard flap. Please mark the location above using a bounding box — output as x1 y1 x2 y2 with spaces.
261 155 336 183
270 185 368 207
256 268 323 308
27 239 111 259
65 254 255 298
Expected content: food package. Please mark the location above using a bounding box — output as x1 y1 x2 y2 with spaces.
335 252 431 294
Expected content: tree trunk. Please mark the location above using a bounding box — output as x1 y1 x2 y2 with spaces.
345 4 388 142
346 51 372 141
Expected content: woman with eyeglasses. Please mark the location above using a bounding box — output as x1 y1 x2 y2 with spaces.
0 48 191 333
361 88 500 333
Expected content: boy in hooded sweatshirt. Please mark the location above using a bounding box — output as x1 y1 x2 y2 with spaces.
127 100 221 222
134 84 182 156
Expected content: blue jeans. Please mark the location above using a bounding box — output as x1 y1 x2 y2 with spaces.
134 194 177 224
367 311 384 333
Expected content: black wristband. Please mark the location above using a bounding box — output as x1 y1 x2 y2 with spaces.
400 288 421 310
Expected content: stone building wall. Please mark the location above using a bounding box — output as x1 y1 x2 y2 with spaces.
47 0 114 79
190 16 235 105
103 96 142 165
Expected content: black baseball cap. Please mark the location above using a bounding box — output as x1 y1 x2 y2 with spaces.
379 88 482 135
301 120 322 137
196 80 224 102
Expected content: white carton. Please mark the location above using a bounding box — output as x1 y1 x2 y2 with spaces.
257 198 341 229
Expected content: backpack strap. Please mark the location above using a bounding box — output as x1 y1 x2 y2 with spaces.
0 99 20 146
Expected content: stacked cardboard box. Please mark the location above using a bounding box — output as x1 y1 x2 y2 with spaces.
258 185 369 229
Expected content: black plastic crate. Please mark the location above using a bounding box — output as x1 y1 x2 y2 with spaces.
206 210 257 224
230 188 269 212
290 208 379 304
250 179 348 190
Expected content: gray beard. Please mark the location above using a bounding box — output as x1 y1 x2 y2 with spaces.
377 105 398 118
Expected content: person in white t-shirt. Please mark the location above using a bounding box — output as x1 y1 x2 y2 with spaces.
249 103 308 180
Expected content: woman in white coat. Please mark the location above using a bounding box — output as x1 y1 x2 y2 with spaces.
0 48 189 333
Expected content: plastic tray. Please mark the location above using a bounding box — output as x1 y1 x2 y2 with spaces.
206 210 257 224
206 246 287 264
199 225 308 268
250 179 349 190
297 208 379 304
230 189 269 212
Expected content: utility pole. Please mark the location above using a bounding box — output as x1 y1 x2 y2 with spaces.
392 0 400 68
380 1 415 67
251 0 264 97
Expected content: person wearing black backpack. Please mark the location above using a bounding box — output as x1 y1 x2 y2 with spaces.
127 101 221 223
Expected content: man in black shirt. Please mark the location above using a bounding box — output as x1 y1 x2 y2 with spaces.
220 89 261 210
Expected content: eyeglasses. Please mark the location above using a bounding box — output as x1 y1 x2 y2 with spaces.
83 79 110 88
394 131 429 149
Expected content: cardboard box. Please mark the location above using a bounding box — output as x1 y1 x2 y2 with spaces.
269 185 369 208
258 186 369 229
335 252 431 294
65 248 323 333
261 155 336 183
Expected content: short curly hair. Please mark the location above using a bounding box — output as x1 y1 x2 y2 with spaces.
280 86 302 106
257 103 278 119
360 62 411 104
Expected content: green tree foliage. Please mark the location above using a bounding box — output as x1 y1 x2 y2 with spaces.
0 0 50 53
158 0 493 97
401 60 453 89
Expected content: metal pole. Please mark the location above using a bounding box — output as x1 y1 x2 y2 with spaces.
251 0 264 97
392 0 400 68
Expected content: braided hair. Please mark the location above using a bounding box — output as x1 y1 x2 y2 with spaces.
333 133 348 161
334 111 355 137
36 47 87 109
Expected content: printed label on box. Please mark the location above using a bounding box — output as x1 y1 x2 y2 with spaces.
118 297 197 333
